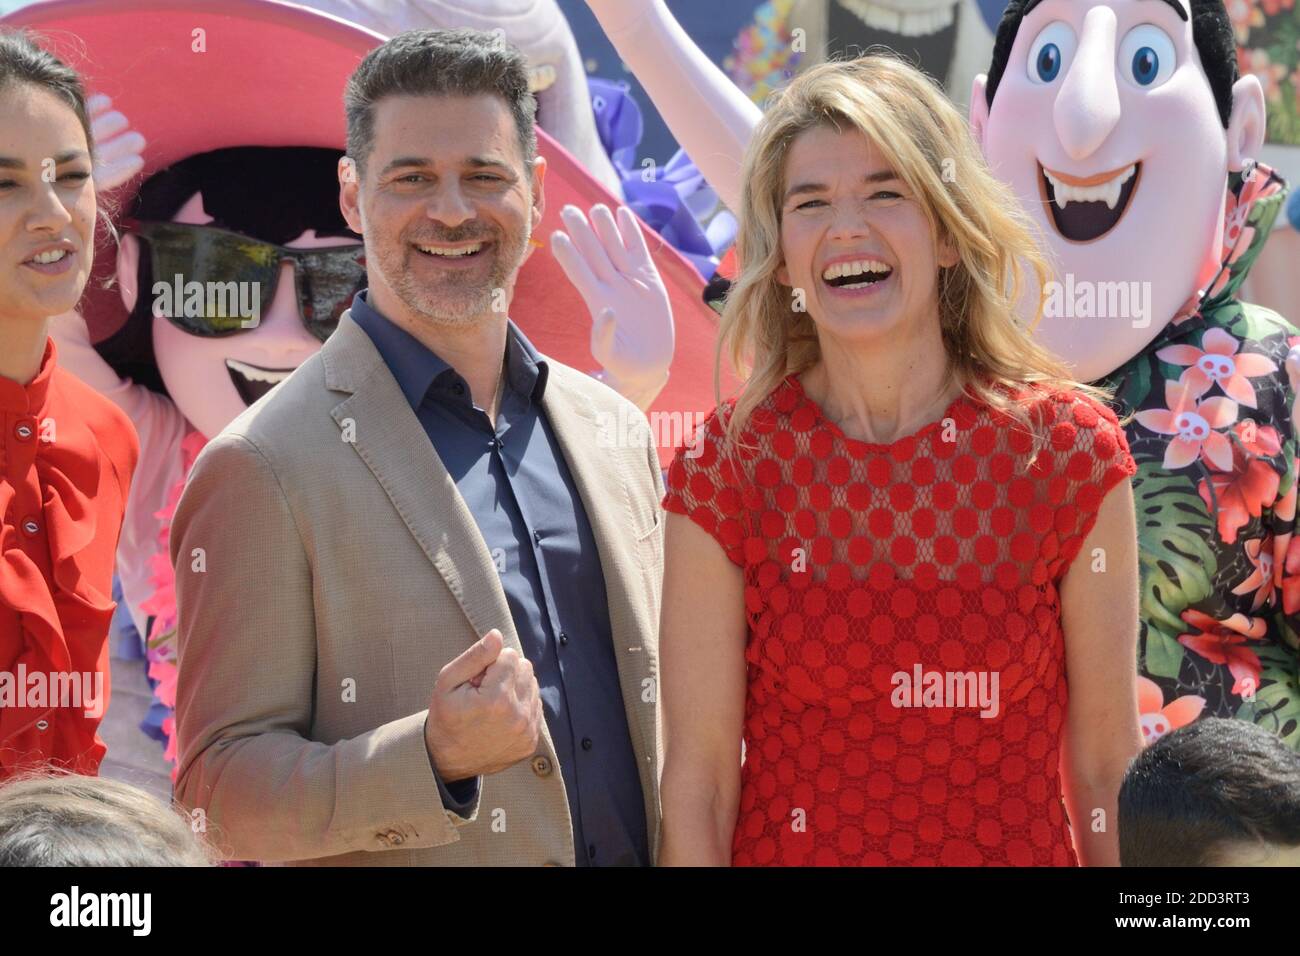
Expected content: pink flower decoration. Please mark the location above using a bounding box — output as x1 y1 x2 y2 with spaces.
1134 379 1239 470
1178 608 1268 698
1156 328 1277 407
1231 537 1277 611
1137 675 1205 744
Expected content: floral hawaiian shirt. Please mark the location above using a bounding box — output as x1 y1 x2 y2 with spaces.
1098 163 1300 749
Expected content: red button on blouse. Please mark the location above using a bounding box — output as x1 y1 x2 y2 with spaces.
0 338 138 778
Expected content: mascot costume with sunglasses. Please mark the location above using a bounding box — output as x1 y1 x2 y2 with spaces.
583 0 1300 750
4 0 729 781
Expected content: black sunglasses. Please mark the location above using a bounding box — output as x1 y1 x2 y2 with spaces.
127 220 367 342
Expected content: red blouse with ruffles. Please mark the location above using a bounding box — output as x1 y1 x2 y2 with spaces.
1 338 138 778
663 376 1136 866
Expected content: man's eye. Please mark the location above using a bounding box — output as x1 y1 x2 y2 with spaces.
399 174 426 184
471 174 502 183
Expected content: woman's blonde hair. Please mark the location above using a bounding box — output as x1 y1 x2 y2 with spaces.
717 53 1105 444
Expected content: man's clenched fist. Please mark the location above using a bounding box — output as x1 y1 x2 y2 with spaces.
424 629 543 783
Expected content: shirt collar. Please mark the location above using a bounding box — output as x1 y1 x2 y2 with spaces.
349 291 548 411
0 337 56 415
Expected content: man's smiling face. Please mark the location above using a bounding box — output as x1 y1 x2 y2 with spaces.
975 0 1234 381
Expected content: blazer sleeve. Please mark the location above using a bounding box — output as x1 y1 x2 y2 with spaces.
169 432 478 862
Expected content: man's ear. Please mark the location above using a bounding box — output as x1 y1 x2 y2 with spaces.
969 74 991 155
116 233 140 313
530 155 548 229
1226 74 1266 172
338 156 364 234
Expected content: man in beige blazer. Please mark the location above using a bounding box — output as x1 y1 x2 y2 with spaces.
168 29 664 865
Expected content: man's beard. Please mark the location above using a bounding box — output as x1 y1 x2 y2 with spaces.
385 222 530 329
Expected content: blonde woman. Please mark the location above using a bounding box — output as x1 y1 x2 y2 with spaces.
660 56 1143 867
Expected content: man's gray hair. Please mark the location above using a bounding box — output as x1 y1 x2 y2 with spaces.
344 28 538 175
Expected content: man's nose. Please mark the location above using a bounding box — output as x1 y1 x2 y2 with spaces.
1054 7 1121 161
425 182 476 228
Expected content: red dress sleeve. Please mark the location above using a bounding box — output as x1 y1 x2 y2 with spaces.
1038 391 1137 582
661 402 750 568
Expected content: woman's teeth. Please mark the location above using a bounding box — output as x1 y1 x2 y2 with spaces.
823 258 892 288
29 249 69 265
417 242 484 257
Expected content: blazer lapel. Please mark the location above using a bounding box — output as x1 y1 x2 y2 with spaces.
541 373 656 762
322 314 520 653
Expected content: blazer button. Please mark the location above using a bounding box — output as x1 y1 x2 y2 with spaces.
376 828 404 847
14 421 33 441
35 719 49 731
531 755 552 777
22 518 39 536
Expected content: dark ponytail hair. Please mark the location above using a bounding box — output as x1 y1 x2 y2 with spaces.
0 29 95 156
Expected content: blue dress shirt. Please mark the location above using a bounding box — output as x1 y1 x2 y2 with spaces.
350 292 649 867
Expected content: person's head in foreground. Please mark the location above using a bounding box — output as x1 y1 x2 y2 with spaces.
1119 717 1300 866
718 52 1092 438
339 27 544 336
0 772 211 866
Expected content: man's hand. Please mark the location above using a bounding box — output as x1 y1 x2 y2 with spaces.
424 629 542 783
551 203 674 411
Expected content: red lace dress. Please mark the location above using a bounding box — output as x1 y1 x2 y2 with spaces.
662 375 1136 866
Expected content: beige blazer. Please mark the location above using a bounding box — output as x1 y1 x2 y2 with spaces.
169 312 664 865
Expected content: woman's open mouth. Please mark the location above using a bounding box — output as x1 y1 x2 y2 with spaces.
1039 161 1141 243
821 257 894 296
22 247 76 276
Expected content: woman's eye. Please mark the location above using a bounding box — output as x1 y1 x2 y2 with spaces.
58 171 91 183
872 190 901 200
795 199 827 210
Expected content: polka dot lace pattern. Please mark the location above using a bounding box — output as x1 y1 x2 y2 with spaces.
663 377 1136 866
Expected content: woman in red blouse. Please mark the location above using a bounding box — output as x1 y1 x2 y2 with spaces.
660 56 1144 866
0 31 138 778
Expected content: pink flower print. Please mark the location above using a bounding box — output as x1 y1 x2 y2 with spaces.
1177 609 1267 698
1134 379 1239 470
1137 675 1205 744
1231 536 1277 611
1156 328 1277 407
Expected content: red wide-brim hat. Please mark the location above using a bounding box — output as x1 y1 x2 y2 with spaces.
4 0 731 463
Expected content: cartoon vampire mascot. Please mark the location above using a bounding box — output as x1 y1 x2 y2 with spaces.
583 0 1300 747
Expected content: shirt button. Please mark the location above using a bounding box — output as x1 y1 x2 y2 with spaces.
22 518 39 536
531 755 552 777
582 737 593 751
558 631 569 647
14 421 34 441
588 844 597 860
